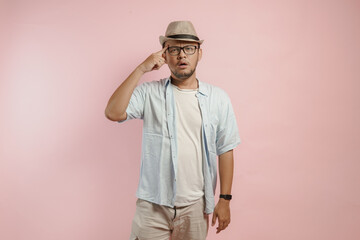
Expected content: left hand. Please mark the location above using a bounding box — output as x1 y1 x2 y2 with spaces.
211 198 231 234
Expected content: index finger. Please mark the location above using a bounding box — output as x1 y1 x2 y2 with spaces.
157 45 168 54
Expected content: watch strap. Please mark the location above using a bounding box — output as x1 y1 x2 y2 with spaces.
219 194 232 200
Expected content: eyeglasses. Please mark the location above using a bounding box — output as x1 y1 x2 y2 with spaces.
167 45 198 56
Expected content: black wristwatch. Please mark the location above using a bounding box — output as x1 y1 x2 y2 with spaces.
219 194 232 200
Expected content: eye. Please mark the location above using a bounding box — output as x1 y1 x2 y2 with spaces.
169 47 179 54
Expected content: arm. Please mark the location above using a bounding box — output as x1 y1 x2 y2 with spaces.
104 46 168 121
211 149 234 234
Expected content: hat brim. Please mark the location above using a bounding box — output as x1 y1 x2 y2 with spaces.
159 36 204 46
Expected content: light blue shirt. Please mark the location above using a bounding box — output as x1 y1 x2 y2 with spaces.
119 77 241 214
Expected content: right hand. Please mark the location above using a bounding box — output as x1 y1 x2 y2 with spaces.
137 46 168 73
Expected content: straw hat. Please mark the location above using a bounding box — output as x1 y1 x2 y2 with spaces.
159 21 204 46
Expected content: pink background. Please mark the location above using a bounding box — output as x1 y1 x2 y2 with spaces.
1 0 360 239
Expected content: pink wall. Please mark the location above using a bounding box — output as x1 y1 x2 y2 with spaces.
1 0 360 239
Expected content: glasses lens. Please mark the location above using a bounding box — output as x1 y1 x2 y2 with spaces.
168 47 180 55
184 46 196 55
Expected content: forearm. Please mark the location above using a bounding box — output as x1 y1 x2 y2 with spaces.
105 66 145 121
218 150 234 195
212 150 234 233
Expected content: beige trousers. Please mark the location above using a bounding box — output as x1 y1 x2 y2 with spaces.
129 197 209 240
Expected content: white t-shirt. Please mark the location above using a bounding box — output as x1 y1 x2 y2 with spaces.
172 84 204 206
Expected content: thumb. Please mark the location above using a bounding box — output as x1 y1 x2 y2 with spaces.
212 213 217 226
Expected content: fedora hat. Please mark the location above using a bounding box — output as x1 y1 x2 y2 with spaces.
159 21 204 46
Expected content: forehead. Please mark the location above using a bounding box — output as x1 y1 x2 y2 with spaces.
166 40 198 46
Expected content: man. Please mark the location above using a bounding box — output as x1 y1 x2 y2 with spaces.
105 21 241 240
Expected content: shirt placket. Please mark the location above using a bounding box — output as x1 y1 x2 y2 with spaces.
165 81 178 204
196 93 210 158
197 92 215 213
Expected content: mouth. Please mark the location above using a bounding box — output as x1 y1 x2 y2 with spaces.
177 61 189 69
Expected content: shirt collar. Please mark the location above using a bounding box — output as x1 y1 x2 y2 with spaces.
165 77 208 97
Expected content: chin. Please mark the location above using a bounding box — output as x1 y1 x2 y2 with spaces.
172 70 195 80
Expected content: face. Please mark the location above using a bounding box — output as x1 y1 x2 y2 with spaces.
163 40 202 81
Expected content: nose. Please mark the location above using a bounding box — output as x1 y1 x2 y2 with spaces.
177 48 187 59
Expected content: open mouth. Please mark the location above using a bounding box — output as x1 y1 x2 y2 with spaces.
178 62 189 68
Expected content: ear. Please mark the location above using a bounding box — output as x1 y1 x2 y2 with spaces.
198 48 202 62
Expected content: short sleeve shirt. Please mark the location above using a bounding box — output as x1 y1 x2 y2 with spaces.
119 77 241 214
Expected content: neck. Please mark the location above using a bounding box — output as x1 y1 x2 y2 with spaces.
170 74 198 89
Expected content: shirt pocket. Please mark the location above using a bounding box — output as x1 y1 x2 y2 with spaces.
143 132 163 161
140 133 163 192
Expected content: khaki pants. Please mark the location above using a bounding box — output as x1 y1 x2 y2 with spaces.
129 197 209 240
